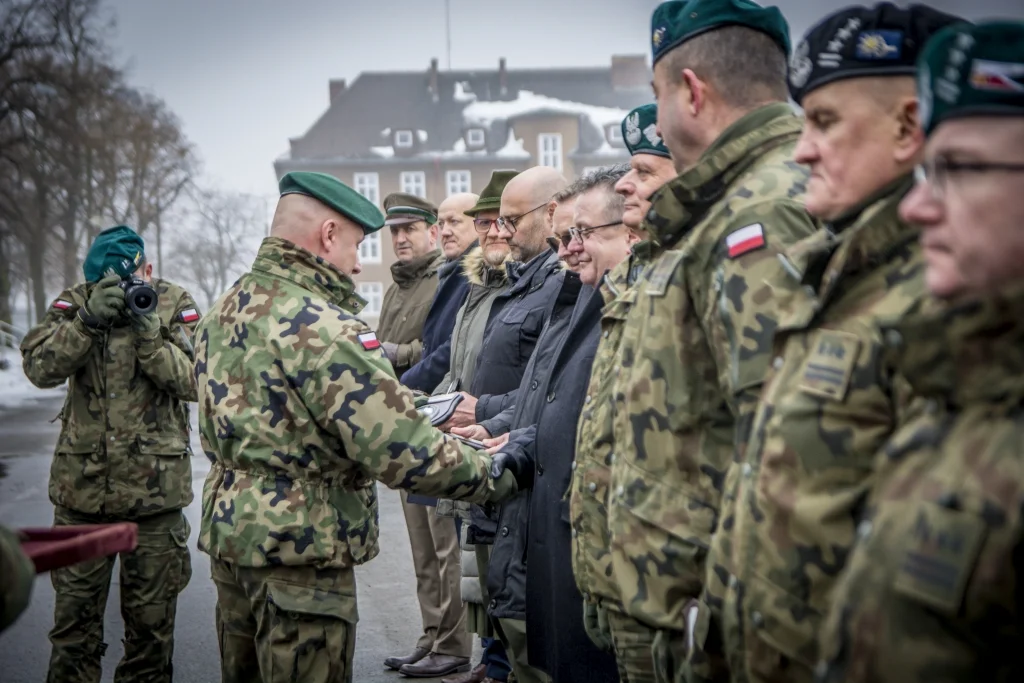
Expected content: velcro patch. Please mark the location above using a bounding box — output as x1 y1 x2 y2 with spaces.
797 330 860 401
179 308 199 323
52 299 73 310
358 331 381 351
726 224 766 258
893 501 986 615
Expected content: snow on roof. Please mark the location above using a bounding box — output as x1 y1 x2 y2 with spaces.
416 130 428 142
495 129 530 159
454 81 476 103
370 146 395 158
381 127 392 136
587 139 625 158
462 89 628 130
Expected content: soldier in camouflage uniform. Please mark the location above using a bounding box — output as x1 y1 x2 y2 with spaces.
594 2 817 682
569 103 675 668
20 225 200 683
0 523 34 634
814 20 1024 683
695 5 967 683
195 171 526 683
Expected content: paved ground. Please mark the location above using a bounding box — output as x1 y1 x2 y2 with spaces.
0 393 478 681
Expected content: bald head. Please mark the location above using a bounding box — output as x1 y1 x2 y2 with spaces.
499 166 569 263
437 192 480 260
270 193 364 276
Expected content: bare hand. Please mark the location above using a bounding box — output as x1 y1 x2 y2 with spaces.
481 433 510 455
451 424 491 441
441 392 479 431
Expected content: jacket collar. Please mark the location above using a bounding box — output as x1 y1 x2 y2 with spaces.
463 245 511 288
507 249 559 293
252 237 365 313
645 103 802 250
390 249 443 286
439 240 479 281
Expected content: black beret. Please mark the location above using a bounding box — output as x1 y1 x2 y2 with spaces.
788 2 969 105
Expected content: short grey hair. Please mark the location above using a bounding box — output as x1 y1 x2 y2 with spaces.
564 164 628 223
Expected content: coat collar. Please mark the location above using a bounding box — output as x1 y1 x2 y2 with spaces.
390 249 443 286
251 237 365 313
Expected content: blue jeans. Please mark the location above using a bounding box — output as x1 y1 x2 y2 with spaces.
482 637 512 681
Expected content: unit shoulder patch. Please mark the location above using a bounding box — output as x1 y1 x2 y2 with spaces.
725 224 766 259
357 331 381 351
179 308 200 323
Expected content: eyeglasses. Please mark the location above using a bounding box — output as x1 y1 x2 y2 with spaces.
497 201 548 234
914 156 1024 199
567 221 623 244
473 217 499 234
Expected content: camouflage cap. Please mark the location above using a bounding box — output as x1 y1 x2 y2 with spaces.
651 0 790 66
82 225 145 283
918 20 1024 134
465 170 520 216
622 104 670 158
279 171 385 234
382 192 438 226
788 3 968 105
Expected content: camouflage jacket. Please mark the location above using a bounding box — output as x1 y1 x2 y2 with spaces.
605 103 815 630
570 243 651 609
194 237 508 570
21 278 199 518
0 524 33 633
817 288 1024 683
705 177 926 681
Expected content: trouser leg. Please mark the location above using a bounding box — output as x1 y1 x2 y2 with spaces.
401 491 442 651
211 558 262 683
605 610 660 683
426 505 471 657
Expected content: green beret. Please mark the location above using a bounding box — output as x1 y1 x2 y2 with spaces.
83 225 145 283
622 104 670 158
465 170 519 217
279 171 385 234
918 20 1024 135
382 192 438 226
651 0 791 66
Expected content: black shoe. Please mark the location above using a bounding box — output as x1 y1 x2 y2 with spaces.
400 653 472 678
385 647 430 671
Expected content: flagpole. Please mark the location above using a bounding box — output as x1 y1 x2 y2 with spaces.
445 0 452 70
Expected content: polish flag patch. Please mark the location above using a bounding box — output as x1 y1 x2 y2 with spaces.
358 331 381 351
179 308 200 323
52 299 73 310
726 223 766 258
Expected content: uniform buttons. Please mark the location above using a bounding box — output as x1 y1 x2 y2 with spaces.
616 485 624 497
531 380 539 390
571 528 578 539
570 461 577 471
728 575 738 589
814 661 829 680
772 356 784 371
110 436 116 442
585 395 592 404
751 611 765 629
742 463 753 478
603 331 609 339
537 465 545 476
546 393 555 403
500 526 510 537
588 482 597 493
608 453 616 465
490 599 498 609
803 285 816 298
856 520 872 541
109 393 116 398
925 399 939 415
885 330 903 348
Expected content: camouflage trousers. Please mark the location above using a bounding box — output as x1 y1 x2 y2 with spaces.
651 628 687 683
47 506 192 683
211 558 358 683
605 610 659 683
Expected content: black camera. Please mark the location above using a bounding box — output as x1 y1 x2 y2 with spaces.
119 276 158 316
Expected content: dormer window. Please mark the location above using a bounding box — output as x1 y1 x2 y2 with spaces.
395 130 414 148
607 125 624 145
466 128 486 148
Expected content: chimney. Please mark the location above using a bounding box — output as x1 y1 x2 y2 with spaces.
610 54 650 90
328 78 346 103
499 57 507 96
429 58 439 102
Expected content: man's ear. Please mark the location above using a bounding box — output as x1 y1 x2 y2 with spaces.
894 97 925 165
143 262 153 279
682 69 705 116
545 200 558 230
429 222 439 247
319 218 336 254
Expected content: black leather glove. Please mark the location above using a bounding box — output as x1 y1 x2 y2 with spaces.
489 445 534 491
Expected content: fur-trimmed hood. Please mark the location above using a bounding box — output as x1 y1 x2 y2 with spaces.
463 246 512 288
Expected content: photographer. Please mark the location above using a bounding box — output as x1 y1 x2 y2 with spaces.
20 224 200 683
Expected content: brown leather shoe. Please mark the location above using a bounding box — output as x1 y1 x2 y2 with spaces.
400 652 471 678
442 663 487 683
384 647 430 671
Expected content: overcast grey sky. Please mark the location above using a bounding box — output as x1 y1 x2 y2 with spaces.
102 0 1024 201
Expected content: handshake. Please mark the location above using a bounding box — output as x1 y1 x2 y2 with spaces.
81 273 160 333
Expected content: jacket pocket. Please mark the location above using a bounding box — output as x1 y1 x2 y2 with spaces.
49 443 104 513
126 434 192 514
743 571 820 679
500 306 546 362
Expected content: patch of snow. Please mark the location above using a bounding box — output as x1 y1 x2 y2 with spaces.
370 146 395 158
462 90 629 132
454 81 477 102
416 130 429 143
588 139 627 158
495 129 530 159
0 348 65 410
381 127 392 137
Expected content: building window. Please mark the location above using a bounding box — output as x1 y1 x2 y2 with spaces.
395 130 414 148
538 133 563 170
446 170 472 196
357 282 384 315
400 171 427 198
466 128 486 147
358 233 382 264
607 125 623 144
353 172 379 205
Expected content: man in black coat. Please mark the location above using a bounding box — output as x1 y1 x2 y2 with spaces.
461 165 638 683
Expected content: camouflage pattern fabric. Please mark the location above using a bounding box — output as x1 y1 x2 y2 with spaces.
601 104 815 667
816 289 1024 683
20 277 199 518
47 507 191 683
0 523 34 634
701 177 928 683
211 558 357 683
194 236 510 572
